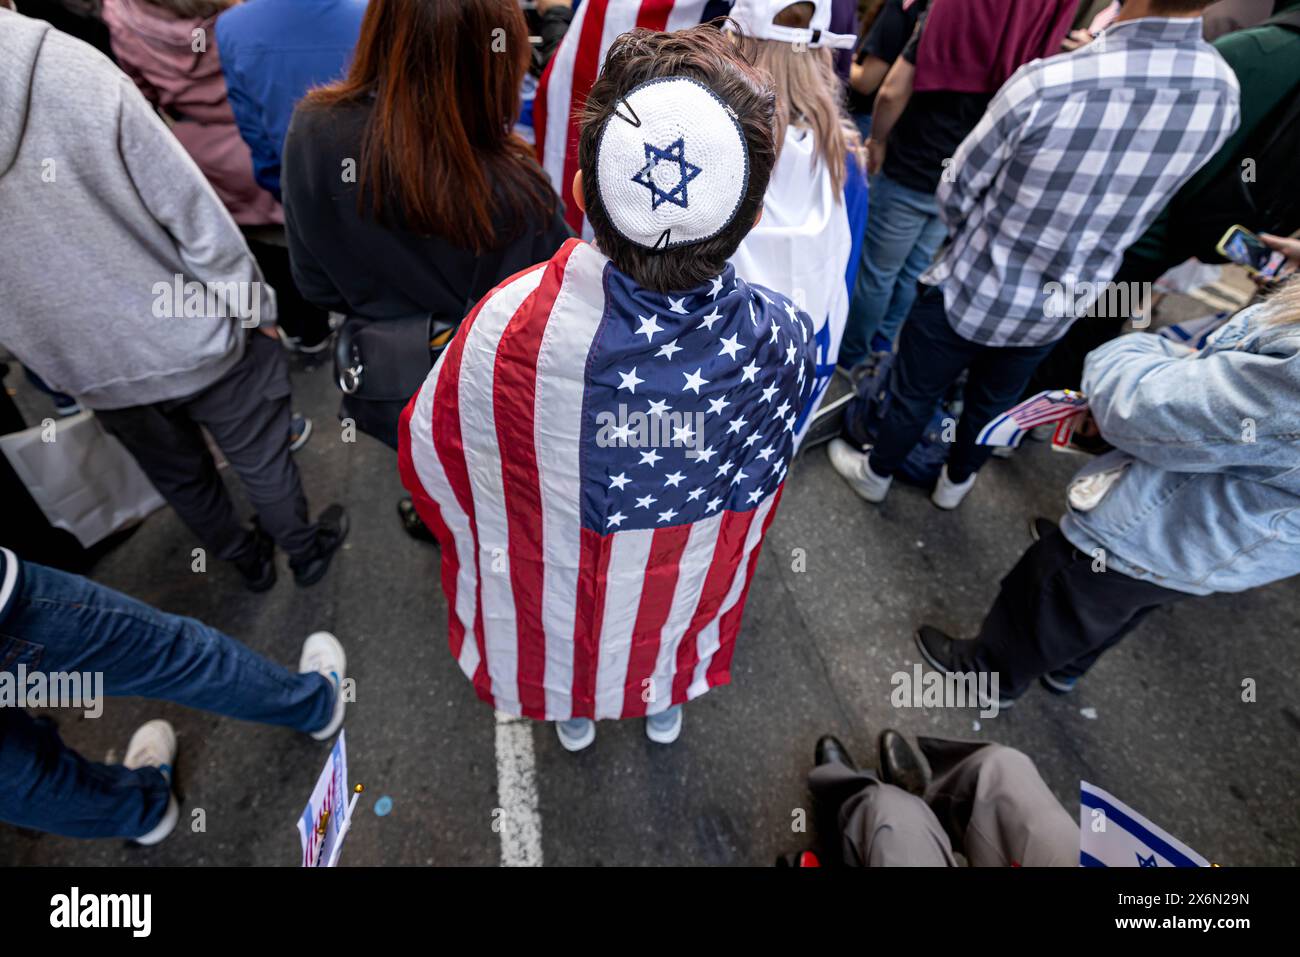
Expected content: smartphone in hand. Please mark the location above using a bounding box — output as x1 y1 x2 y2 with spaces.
1216 224 1287 279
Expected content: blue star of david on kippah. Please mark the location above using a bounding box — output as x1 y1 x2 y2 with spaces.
631 137 701 211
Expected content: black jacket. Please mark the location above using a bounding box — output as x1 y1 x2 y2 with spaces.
282 100 571 325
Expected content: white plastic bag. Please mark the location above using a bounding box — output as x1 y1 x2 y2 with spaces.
0 411 164 547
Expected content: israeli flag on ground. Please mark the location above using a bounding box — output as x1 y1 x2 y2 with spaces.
728 126 868 447
1080 781 1209 867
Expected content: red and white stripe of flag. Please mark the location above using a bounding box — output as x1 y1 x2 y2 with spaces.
535 0 717 238
399 240 782 721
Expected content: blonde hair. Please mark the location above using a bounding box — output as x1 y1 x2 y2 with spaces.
1260 274 1300 326
737 4 863 194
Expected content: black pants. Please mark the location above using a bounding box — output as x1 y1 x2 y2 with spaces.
1024 248 1183 397
973 526 1190 698
868 285 1057 482
246 237 331 349
97 334 317 562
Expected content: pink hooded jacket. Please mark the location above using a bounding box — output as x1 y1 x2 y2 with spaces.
102 0 281 224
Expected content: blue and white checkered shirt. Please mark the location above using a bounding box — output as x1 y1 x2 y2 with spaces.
922 16 1240 347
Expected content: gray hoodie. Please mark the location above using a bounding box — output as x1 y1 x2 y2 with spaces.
0 8 276 410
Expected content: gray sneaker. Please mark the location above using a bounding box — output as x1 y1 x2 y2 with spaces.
556 717 596 752
645 705 683 745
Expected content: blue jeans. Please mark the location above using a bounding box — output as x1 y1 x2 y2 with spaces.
868 285 1056 482
0 561 333 838
840 172 947 368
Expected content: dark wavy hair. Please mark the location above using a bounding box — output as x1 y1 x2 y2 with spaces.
578 24 778 292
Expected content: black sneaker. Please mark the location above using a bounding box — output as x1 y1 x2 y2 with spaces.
913 625 1017 710
914 624 977 671
290 505 349 587
233 522 276 592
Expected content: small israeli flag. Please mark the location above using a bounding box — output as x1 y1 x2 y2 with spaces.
1080 781 1209 867
1156 312 1229 350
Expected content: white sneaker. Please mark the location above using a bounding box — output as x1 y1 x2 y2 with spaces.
299 631 347 741
124 719 179 845
645 705 683 745
931 465 977 510
555 717 596 752
827 438 892 503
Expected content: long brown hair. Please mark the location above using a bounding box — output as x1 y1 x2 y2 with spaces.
305 0 557 252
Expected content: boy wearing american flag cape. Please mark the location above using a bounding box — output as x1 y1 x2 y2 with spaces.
399 26 816 751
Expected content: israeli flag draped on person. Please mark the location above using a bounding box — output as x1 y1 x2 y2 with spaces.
730 127 867 444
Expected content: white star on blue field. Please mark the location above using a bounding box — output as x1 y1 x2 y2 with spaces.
632 137 702 211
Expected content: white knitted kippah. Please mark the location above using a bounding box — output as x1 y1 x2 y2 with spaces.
594 76 750 251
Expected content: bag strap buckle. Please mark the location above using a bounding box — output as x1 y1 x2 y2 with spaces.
338 361 364 395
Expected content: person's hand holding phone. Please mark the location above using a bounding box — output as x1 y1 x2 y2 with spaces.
1259 234 1300 284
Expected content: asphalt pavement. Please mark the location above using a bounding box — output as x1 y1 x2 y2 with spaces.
2 352 1296 867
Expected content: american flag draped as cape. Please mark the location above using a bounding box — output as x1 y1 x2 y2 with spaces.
398 239 816 720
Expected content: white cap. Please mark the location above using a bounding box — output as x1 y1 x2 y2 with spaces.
726 0 857 50
594 76 750 250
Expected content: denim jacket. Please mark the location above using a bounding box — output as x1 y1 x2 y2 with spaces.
1060 303 1300 596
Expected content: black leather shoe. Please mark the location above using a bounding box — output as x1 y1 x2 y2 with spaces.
878 729 929 797
291 504 349 586
914 625 1016 710
233 522 276 592
814 733 856 770
1028 516 1058 543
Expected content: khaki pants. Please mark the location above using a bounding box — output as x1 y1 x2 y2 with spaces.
808 738 1076 867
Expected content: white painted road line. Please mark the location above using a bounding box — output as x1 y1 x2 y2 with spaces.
493 711 544 867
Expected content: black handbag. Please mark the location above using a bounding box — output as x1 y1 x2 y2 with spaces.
331 245 511 448
333 313 457 450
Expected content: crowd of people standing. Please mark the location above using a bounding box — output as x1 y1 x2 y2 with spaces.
0 0 1297 864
